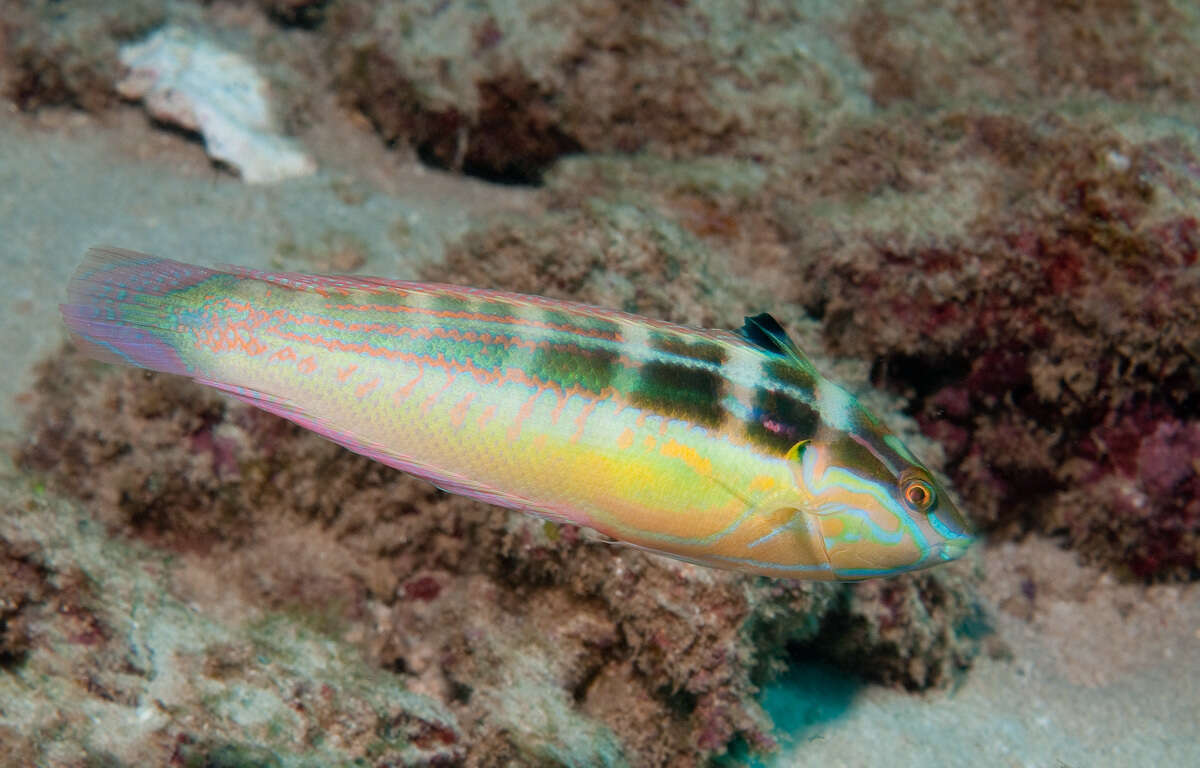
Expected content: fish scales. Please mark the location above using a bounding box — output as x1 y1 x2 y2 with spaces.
62 247 973 580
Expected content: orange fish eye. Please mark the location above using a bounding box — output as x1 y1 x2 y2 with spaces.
902 478 936 512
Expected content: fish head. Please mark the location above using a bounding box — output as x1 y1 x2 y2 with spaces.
785 383 975 580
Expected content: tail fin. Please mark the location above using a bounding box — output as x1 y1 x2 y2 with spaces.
61 247 217 375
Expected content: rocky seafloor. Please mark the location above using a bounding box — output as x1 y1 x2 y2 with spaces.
1 1 1198 766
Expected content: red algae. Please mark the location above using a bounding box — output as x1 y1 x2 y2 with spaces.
779 116 1200 579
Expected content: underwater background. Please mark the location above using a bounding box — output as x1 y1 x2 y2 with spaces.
1 1 1198 765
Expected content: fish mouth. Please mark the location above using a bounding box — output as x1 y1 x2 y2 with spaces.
931 538 973 563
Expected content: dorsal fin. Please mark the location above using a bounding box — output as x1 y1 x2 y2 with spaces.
738 313 816 371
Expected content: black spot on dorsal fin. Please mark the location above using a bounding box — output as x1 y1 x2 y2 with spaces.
738 313 816 371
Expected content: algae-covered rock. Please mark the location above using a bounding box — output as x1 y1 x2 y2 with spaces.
326 0 865 183
0 462 462 767
15 181 986 763
0 0 164 111
19 347 973 765
5 0 1200 763
463 33 1200 580
768 108 1200 580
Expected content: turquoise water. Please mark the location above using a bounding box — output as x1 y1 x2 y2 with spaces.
717 661 860 767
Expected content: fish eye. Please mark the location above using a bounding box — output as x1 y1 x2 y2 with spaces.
901 477 936 513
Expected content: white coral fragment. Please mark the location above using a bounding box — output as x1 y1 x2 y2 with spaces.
117 26 316 184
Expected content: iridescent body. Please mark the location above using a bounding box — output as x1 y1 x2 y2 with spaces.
62 248 973 580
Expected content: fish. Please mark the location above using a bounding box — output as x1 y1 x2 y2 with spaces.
60 246 974 581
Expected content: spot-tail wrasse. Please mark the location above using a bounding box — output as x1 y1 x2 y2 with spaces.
61 247 974 580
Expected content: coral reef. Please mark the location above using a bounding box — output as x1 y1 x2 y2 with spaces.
15 336 983 764
506 111 1200 582
848 0 1200 108
435 200 731 328
0 0 163 111
6 0 1200 763
7 143 987 761
325 0 860 183
813 561 986 690
488 110 1200 582
0 463 463 767
506 128 1200 579
771 113 1200 579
